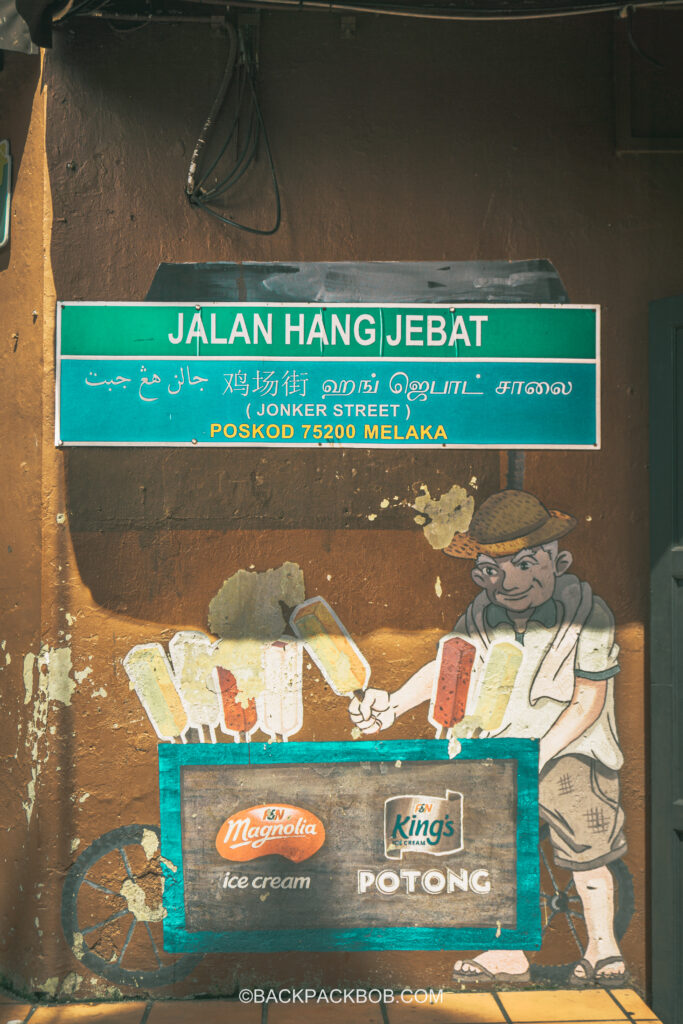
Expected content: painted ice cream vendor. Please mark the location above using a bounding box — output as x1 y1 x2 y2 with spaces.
349 489 627 987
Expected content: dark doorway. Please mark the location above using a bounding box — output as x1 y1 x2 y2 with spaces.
649 296 683 1024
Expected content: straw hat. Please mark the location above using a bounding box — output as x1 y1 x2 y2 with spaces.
444 489 576 559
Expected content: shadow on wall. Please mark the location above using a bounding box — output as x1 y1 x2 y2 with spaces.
64 447 499 620
64 446 491 532
0 52 40 274
61 257 567 613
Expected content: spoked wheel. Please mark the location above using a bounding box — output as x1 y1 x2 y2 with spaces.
62 824 202 988
539 822 635 954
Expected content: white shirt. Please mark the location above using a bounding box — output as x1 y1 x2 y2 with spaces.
451 584 623 771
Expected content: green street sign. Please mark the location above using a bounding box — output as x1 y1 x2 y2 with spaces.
56 302 600 449
59 302 596 360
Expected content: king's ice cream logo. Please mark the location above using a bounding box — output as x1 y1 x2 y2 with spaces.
358 789 489 896
384 791 463 859
357 789 489 896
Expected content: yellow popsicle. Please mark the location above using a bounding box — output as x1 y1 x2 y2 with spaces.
123 644 188 741
474 641 523 732
291 597 369 697
168 631 223 734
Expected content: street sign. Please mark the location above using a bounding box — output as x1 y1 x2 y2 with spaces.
56 302 600 448
159 738 540 953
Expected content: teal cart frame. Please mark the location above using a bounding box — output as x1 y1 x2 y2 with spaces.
159 737 540 953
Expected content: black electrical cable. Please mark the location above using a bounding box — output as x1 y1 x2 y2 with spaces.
186 21 238 197
198 105 260 200
70 0 683 24
199 124 259 201
187 32 281 236
196 65 249 186
60 0 110 19
184 0 683 19
191 81 281 235
626 5 665 67
196 67 259 200
106 17 151 31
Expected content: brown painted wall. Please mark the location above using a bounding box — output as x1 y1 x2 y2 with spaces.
2 7 683 1001
0 49 49 996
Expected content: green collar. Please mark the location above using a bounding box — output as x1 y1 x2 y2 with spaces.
485 598 557 630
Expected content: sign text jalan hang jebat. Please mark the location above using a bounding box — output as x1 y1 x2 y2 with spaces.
56 302 600 449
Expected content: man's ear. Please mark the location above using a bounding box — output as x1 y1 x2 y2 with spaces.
555 550 573 576
471 566 488 589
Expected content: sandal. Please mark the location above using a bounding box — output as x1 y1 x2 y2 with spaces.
594 956 629 988
570 955 628 989
569 958 594 987
452 959 531 984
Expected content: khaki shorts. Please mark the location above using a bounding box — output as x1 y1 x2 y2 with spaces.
539 754 627 872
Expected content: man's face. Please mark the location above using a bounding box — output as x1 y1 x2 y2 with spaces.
471 546 560 614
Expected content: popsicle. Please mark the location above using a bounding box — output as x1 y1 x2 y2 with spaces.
168 631 223 743
215 666 259 742
429 636 477 739
209 636 265 740
256 639 303 741
290 597 370 700
123 643 189 742
473 641 523 732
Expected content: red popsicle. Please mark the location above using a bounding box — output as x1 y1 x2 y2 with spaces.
430 636 477 738
216 666 258 741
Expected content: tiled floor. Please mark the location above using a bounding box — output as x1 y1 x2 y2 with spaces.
0 989 662 1023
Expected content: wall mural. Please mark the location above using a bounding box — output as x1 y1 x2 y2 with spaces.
350 489 628 988
61 489 632 992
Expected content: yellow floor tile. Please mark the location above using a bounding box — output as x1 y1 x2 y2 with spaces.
498 988 626 1022
148 1001 261 1023
0 1008 33 1024
268 1001 383 1023
31 1003 148 1024
14 989 666 1024
609 991 659 1020
390 991 505 1022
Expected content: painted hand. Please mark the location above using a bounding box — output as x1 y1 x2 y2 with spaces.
349 688 396 734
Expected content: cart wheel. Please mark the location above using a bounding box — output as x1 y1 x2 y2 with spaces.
539 822 635 953
62 824 202 988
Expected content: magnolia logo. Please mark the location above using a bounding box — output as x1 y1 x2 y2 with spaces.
215 803 325 863
384 791 463 859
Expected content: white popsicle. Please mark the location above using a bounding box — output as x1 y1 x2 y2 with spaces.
256 639 303 741
168 631 223 742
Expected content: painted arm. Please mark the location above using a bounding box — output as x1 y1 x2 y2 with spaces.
349 659 436 734
538 676 607 772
